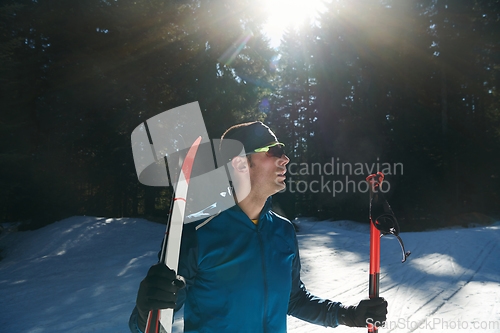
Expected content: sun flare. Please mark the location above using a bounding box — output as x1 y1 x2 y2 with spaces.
262 0 328 47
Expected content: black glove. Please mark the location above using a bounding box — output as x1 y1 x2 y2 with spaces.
135 263 186 331
337 297 388 328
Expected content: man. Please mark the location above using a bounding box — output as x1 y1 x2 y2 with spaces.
130 121 387 333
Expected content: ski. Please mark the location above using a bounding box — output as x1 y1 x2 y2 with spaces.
366 172 410 333
145 136 202 333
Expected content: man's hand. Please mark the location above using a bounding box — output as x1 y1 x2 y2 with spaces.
337 297 388 328
135 263 186 331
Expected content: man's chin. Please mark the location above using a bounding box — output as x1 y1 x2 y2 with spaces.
274 179 286 191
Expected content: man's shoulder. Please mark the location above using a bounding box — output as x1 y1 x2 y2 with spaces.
268 210 297 232
269 210 292 224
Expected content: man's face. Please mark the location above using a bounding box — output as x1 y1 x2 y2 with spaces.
247 149 290 197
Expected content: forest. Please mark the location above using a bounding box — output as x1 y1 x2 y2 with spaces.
1 0 499 231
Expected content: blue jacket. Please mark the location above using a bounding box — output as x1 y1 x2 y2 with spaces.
130 199 342 332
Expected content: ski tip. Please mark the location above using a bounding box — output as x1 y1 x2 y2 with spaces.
182 136 202 185
193 136 202 145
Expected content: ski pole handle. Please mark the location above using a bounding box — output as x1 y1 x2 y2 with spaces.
366 172 384 188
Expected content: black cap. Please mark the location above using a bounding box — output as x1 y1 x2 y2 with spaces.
219 121 281 162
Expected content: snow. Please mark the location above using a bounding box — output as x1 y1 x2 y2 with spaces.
1 216 499 333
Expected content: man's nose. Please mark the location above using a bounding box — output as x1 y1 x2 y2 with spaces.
279 154 290 166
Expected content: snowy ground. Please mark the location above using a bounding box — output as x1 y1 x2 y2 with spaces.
0 216 499 333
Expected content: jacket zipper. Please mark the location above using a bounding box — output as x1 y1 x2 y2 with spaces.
257 227 268 333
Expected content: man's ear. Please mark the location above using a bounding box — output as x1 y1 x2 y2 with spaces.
231 156 248 173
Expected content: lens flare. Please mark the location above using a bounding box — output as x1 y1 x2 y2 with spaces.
259 99 271 113
218 30 254 66
269 55 281 72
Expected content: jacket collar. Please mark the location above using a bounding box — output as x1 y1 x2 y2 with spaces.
229 197 273 228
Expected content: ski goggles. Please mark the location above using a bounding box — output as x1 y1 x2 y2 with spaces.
249 142 285 158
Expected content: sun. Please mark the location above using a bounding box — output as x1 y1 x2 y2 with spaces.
262 0 328 48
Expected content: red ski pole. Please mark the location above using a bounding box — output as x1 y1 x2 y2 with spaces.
366 172 383 333
366 172 411 332
368 220 380 332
